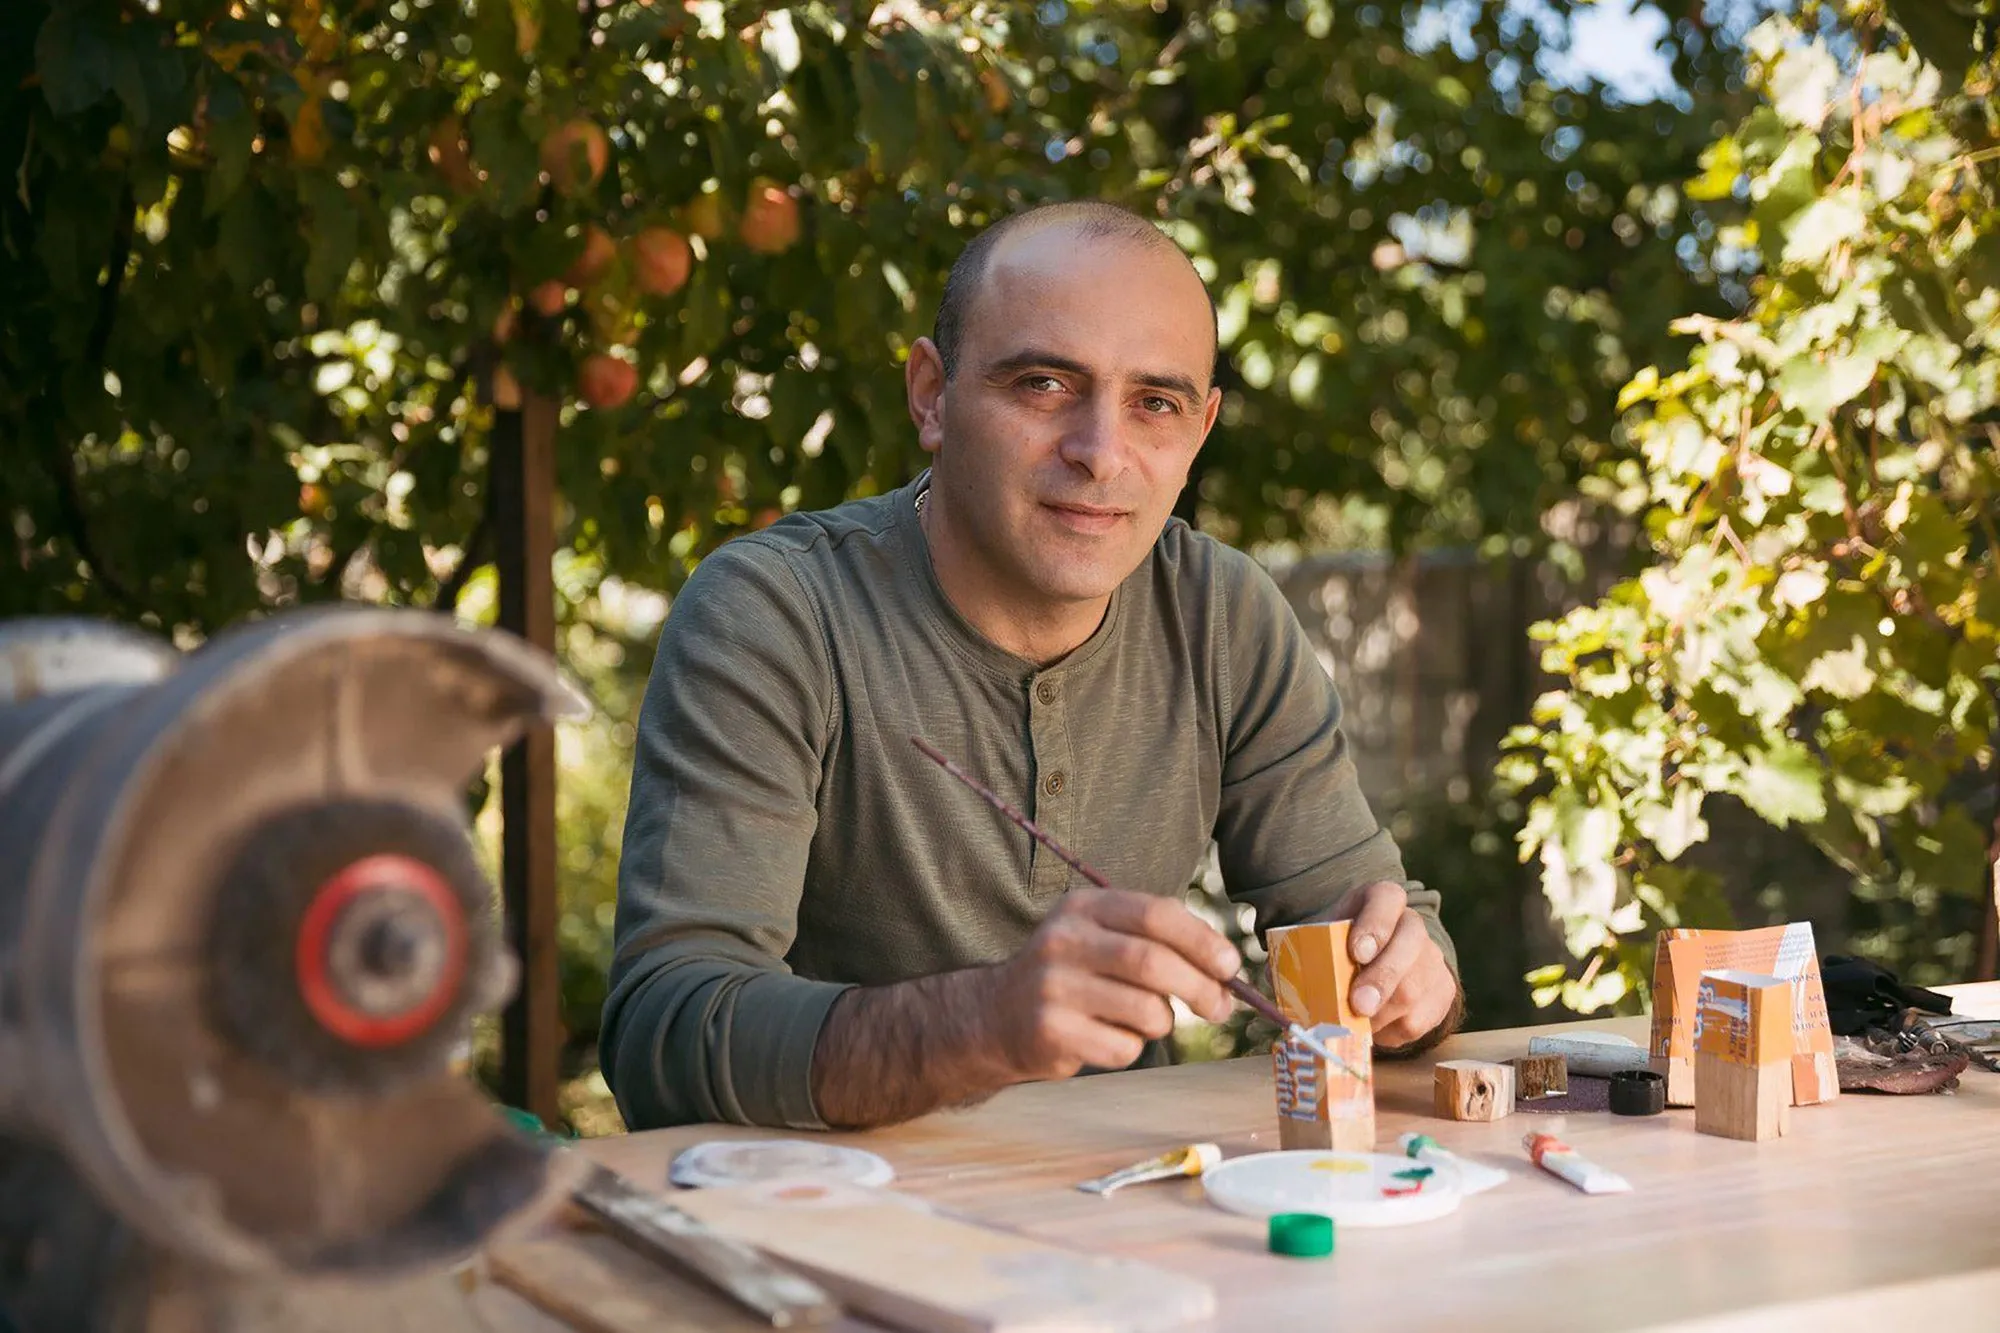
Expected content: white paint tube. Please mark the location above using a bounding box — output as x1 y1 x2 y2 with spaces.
1524 1133 1631 1195
1076 1143 1222 1196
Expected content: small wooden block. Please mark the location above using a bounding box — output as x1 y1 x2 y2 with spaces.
1275 1023 1374 1151
1509 1054 1568 1100
1694 970 1793 1142
1434 1060 1515 1121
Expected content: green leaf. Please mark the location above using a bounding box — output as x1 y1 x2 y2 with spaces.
1770 41 1840 130
1750 131 1820 227
1801 635 1876 698
1738 740 1827 827
300 176 359 302
1635 783 1709 861
205 77 255 211
1780 197 1865 265
1686 136 1742 202
217 188 279 293
1617 365 1660 411
35 5 115 116
108 33 151 129
1776 352 1877 419
1885 1 1978 89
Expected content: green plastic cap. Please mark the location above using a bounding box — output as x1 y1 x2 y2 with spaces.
1267 1212 1335 1258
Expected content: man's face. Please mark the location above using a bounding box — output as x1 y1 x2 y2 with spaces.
916 228 1221 607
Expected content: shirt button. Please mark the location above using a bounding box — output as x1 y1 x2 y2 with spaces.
1036 679 1059 705
1043 771 1066 796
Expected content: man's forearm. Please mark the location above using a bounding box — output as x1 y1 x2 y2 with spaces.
809 966 1015 1130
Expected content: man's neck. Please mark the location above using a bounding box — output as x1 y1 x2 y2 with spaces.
918 491 1109 668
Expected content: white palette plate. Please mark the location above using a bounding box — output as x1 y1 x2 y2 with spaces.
1202 1151 1464 1228
669 1138 896 1189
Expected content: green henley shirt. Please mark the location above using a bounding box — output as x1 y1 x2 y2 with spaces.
602 472 1457 1130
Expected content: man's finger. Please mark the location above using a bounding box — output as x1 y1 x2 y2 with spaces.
1341 880 1407 966
1083 887 1240 982
1070 918 1232 1024
1349 909 1427 1018
1031 1008 1148 1079
1061 972 1180 1043
1373 952 1459 1048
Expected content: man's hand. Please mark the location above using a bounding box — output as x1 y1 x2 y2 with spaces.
983 887 1239 1080
1327 880 1460 1050
810 887 1239 1129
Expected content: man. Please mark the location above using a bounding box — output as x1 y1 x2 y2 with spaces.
603 201 1462 1132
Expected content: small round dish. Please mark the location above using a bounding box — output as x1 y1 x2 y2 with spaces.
1203 1151 1465 1228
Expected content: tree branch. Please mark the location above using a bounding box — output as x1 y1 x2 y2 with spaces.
46 183 145 615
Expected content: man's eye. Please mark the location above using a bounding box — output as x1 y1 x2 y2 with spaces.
1021 374 1065 393
1140 395 1181 415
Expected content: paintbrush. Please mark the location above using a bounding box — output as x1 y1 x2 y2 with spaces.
910 736 1365 1079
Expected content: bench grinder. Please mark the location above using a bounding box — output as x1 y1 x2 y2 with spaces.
0 608 586 1330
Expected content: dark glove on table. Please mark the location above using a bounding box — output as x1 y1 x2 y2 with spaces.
1821 955 1954 1036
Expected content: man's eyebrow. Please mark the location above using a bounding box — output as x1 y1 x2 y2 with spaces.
981 349 1094 382
982 349 1206 402
1131 370 1206 402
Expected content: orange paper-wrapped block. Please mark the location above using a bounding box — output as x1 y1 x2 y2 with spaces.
1694 970 1793 1142
1274 1022 1373 1151
1648 924 1837 1108
1267 920 1370 1039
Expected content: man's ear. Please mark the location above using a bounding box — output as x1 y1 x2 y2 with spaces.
906 337 947 455
1196 385 1223 449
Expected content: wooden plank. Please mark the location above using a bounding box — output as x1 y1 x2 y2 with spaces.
671 1183 1215 1333
487 1224 809 1333
570 1164 840 1326
492 394 561 1126
582 984 2000 1333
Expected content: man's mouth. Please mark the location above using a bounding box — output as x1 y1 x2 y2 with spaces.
1042 501 1129 535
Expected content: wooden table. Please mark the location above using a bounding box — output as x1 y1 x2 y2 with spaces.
486 982 2000 1333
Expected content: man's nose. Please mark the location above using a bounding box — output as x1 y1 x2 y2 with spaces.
1056 393 1127 478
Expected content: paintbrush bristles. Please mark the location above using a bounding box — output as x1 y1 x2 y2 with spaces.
910 737 1111 888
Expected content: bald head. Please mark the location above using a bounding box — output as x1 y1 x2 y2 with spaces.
933 201 1218 381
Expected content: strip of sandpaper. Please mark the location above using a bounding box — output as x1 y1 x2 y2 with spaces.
1514 1074 1612 1114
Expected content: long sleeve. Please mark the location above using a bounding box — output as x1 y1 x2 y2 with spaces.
1209 548 1460 980
599 538 853 1130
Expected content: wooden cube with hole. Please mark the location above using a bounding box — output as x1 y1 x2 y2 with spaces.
1434 1059 1516 1121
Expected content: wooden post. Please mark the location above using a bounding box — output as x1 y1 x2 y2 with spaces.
1695 970 1792 1143
1267 920 1370 1039
1274 1023 1373 1151
492 394 562 1127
